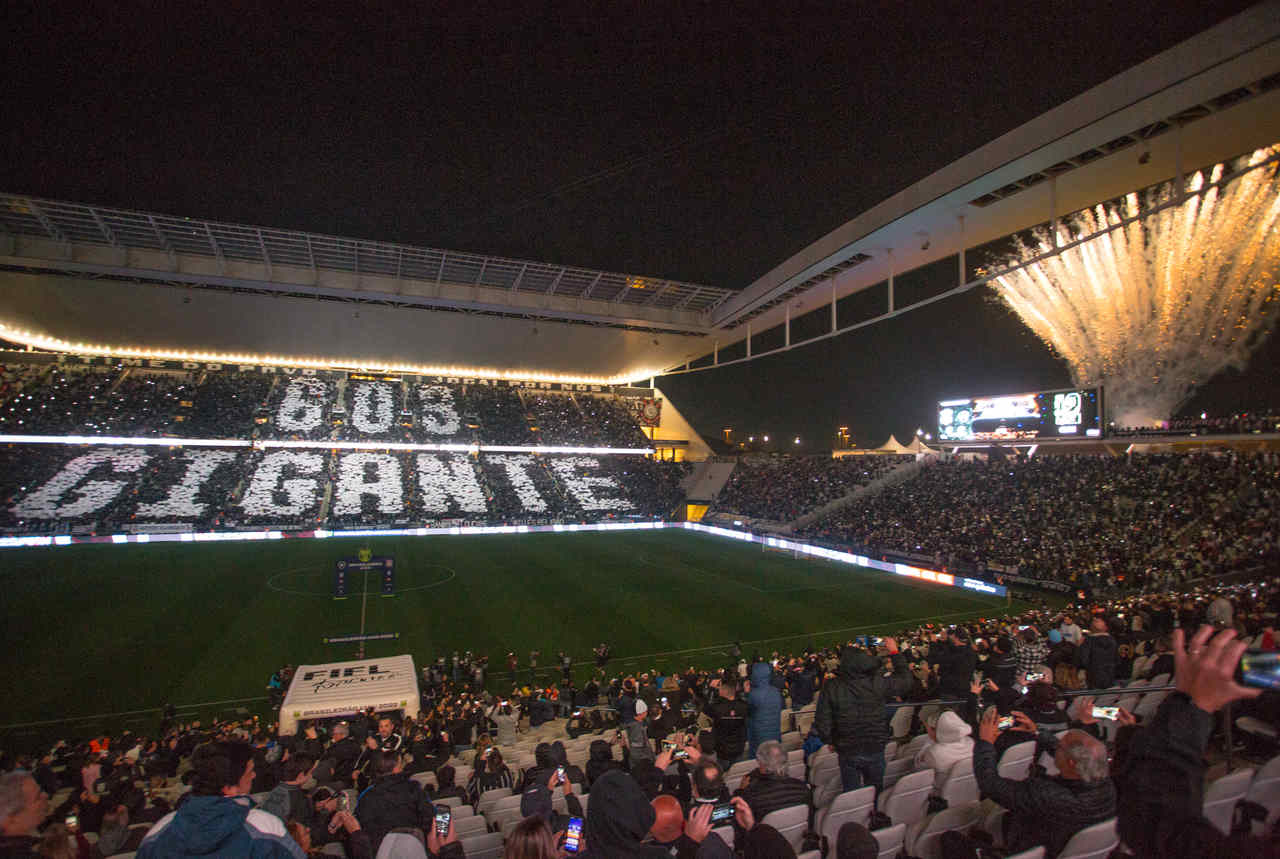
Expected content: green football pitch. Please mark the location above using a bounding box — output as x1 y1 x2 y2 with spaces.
0 528 1027 745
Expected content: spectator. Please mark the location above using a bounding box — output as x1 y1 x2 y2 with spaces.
575 770 682 858
1059 615 1083 646
137 741 304 858
912 710 974 791
1077 616 1118 689
746 661 782 759
261 752 316 826
815 639 914 795
834 821 879 859
504 815 561 859
1116 626 1270 858
0 771 50 858
1206 594 1233 628
733 741 810 826
930 628 977 701
321 723 361 788
353 751 433 854
1012 626 1049 678
467 747 514 801
586 740 622 787
968 710 1116 857
519 776 582 842
985 635 1018 690
703 679 748 765
305 786 372 859
623 700 656 767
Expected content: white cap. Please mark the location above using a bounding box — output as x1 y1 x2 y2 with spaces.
635 699 648 717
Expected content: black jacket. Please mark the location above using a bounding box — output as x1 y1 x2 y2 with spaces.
734 770 811 823
973 737 1115 857
815 648 914 755
931 641 978 698
354 772 434 854
1076 633 1118 689
324 736 362 786
702 696 748 762
1115 691 1278 858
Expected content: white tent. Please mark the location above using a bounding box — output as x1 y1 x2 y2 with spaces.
872 435 914 453
279 654 420 736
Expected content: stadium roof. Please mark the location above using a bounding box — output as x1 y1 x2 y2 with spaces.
0 196 734 331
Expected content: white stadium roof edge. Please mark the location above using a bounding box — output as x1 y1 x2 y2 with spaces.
0 2 1278 383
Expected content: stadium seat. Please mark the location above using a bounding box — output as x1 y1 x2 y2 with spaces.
779 708 794 732
435 795 463 808
997 740 1036 781
1006 849 1045 859
454 815 488 836
450 804 474 818
876 767 934 827
896 733 930 761
816 786 875 851
760 804 808 852
809 753 843 810
938 758 978 807
726 759 757 779
889 706 914 739
797 852 821 859
1245 754 1280 833
794 710 817 735
905 800 980 859
786 748 804 763
476 786 510 814
459 831 503 859
1202 767 1254 835
871 823 906 859
882 756 915 790
781 732 803 753
883 741 897 760
786 759 806 780
484 806 524 834
1056 817 1119 859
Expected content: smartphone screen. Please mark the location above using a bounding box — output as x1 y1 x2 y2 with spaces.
673 749 689 760
1241 651 1280 690
65 815 78 828
556 766 566 783
711 803 735 823
1091 706 1120 720
434 809 450 837
564 816 583 852
997 716 1013 730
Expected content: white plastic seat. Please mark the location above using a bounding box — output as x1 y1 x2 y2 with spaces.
1202 767 1254 835
484 806 524 833
938 758 978 807
809 753 843 810
882 756 915 790
883 741 898 760
1133 690 1171 722
797 852 821 859
453 815 488 836
1245 754 1280 833
1147 673 1171 687
449 804 473 818
876 767 934 827
871 823 906 859
786 760 806 780
726 759 757 779
780 708 795 733
1006 848 1045 859
889 706 914 739
997 740 1036 782
795 710 817 735
816 786 875 851
760 804 808 852
1056 817 1119 859
786 748 805 763
781 731 803 752
906 801 981 859
476 786 510 814
896 733 930 760
489 793 522 812
459 831 503 859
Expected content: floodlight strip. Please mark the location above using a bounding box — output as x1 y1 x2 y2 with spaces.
0 520 1004 596
0 434 653 455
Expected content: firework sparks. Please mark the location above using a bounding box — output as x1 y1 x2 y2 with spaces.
991 144 1280 427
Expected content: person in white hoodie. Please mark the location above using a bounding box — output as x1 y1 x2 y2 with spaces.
913 710 974 791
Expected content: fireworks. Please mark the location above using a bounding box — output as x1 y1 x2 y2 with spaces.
991 144 1280 427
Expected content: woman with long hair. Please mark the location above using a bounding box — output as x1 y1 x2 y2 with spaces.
504 816 560 859
468 747 515 803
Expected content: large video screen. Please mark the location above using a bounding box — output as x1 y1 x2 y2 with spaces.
937 388 1101 441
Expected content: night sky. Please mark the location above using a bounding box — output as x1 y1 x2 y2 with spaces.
4 1 1273 447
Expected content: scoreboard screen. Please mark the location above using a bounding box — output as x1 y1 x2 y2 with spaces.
938 388 1101 441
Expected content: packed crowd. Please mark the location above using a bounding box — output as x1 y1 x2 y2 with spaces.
801 452 1280 591
1111 411 1280 438
713 455 913 523
0 446 689 533
3 581 1276 858
0 362 660 448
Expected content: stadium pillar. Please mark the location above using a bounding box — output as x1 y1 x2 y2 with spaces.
785 304 791 348
887 249 894 313
1050 177 1059 248
746 323 752 358
713 340 719 365
830 281 837 333
957 215 966 286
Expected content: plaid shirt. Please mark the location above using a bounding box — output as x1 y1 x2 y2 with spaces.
1012 637 1049 677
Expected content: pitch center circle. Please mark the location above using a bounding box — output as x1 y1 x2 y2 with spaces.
266 563 457 597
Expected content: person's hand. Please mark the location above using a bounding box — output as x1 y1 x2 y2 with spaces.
969 678 983 696
1075 696 1098 725
882 637 899 654
1116 707 1137 727
305 726 318 740
1010 711 1037 734
978 707 1001 744
655 748 674 771
731 796 754 831
336 810 361 833
1175 626 1261 714
984 679 999 692
685 802 712 843
426 816 457 853
681 744 702 764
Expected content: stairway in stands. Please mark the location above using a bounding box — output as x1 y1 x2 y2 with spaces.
783 458 926 533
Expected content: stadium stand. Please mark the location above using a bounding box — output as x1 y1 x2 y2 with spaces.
4 579 1277 857
711 454 913 523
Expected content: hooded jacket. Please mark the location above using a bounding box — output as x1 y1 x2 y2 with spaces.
1077 631 1118 689
586 739 623 786
578 770 670 858
746 662 783 758
814 647 914 755
913 711 975 790
354 772 434 854
137 794 306 858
